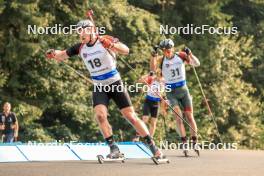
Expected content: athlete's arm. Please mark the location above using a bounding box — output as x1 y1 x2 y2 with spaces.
0 123 4 130
111 42 129 55
150 55 163 72
182 47 200 67
46 43 81 61
99 36 129 55
188 53 200 67
138 74 152 84
14 117 19 138
178 51 200 67
52 50 69 62
138 75 147 83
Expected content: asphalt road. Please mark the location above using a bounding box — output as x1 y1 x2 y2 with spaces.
0 150 263 176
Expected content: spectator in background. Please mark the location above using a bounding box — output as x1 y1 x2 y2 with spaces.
0 102 19 143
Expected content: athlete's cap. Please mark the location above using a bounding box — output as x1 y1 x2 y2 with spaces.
76 19 94 28
159 39 174 49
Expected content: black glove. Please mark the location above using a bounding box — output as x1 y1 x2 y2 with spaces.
184 47 191 55
153 45 159 52
151 45 159 56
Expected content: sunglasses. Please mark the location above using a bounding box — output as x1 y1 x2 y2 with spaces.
164 44 173 49
160 44 173 50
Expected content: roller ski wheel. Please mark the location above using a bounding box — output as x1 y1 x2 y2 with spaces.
97 155 104 164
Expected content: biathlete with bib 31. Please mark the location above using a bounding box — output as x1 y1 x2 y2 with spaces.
150 38 200 156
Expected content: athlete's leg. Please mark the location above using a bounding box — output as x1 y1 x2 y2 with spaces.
121 106 162 156
167 88 187 143
142 99 150 124
149 102 159 137
132 115 149 142
149 117 157 137
93 86 120 157
132 98 149 141
173 105 186 142
182 92 198 142
142 115 149 124
112 81 162 157
93 85 112 139
184 111 197 142
110 81 150 137
94 104 112 138
121 106 150 137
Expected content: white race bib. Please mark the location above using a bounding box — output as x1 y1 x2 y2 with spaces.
162 54 186 87
79 40 121 85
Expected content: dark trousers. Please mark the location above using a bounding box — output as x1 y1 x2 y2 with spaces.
3 132 14 143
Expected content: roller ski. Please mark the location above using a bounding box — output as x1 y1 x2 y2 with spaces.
97 154 125 164
152 154 170 165
97 145 125 164
143 136 170 165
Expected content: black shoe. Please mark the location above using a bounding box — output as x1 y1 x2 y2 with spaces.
153 149 165 159
193 142 201 156
179 142 189 157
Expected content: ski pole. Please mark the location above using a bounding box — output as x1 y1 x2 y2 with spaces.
191 65 223 143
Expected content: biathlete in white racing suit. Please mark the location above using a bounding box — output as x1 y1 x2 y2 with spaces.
46 19 164 159
133 71 166 141
150 38 200 153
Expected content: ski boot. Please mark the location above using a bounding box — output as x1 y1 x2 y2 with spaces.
180 142 189 157
106 144 124 159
